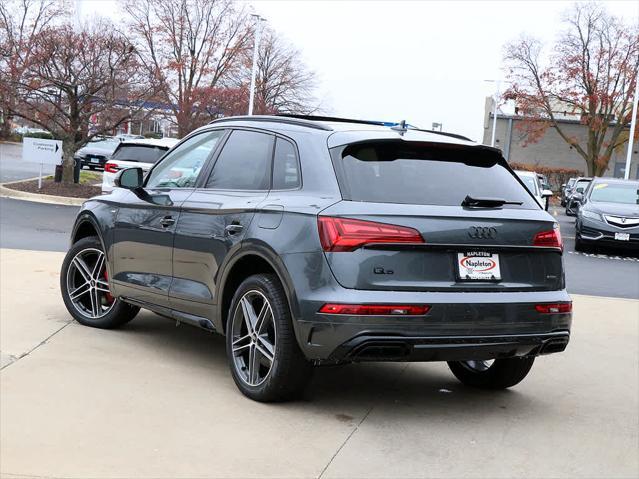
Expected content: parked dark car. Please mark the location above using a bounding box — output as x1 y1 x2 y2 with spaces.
575 178 639 252
561 177 577 206
565 177 592 216
75 137 120 170
60 115 572 402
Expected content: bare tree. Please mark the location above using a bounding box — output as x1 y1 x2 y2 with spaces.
124 0 251 137
249 28 319 115
0 0 63 139
503 3 639 176
12 22 155 183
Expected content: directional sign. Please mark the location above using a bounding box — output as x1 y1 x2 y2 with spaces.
22 137 63 166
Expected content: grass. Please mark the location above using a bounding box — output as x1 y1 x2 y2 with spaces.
78 171 102 185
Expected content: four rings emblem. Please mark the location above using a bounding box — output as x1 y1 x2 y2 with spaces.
468 226 497 239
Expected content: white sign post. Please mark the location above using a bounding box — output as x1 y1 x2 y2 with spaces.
22 137 63 189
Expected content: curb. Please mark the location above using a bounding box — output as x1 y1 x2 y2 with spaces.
0 179 87 206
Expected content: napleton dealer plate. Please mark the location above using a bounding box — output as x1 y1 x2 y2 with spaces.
457 252 501 280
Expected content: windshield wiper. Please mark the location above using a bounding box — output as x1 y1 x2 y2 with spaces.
461 195 523 208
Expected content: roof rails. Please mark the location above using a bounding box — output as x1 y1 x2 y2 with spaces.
210 114 472 142
279 114 472 141
209 115 332 131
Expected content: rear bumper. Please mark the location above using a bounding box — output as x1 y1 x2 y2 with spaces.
325 331 569 364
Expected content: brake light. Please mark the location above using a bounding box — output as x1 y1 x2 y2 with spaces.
318 216 424 252
533 224 563 250
535 302 572 314
319 304 430 316
104 162 119 174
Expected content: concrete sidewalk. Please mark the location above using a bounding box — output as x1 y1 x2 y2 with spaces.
1 248 638 478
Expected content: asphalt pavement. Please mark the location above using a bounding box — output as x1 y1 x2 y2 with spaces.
0 197 637 299
0 142 55 182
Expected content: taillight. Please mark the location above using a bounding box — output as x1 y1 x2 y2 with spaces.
317 216 424 252
104 162 119 174
533 223 563 250
535 302 572 314
319 303 430 316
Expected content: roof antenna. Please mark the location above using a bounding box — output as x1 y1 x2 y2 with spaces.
391 120 408 135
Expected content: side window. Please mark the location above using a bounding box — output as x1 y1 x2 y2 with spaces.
272 138 301 189
206 130 274 190
146 130 224 188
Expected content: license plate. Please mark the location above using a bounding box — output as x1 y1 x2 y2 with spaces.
457 252 501 281
615 232 630 241
90 158 100 164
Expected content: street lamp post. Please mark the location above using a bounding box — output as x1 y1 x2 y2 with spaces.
484 79 501 148
623 72 638 180
248 14 265 116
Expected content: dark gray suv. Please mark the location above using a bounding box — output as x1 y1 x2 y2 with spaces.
60 115 572 402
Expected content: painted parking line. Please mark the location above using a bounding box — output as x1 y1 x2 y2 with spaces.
567 250 639 262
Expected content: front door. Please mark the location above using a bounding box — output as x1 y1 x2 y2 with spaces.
111 130 226 309
170 129 275 320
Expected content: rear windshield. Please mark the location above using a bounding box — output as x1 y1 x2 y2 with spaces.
331 141 538 208
589 182 639 204
111 145 168 164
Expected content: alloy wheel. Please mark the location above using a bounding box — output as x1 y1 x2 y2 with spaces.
66 248 115 319
462 359 495 372
230 290 277 386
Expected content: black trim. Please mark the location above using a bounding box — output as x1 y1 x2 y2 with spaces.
209 115 332 131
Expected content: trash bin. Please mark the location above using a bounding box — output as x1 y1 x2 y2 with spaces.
54 164 63 183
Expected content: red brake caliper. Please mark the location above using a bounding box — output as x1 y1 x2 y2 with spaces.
103 268 114 304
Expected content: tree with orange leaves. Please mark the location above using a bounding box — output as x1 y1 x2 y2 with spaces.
503 3 638 176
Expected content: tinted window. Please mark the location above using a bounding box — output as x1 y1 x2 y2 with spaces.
272 138 300 189
332 141 538 208
206 130 274 190
146 131 223 188
112 145 168 164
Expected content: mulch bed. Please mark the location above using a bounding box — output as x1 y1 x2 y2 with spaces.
4 178 101 198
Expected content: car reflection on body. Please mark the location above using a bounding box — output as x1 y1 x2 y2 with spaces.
575 178 639 252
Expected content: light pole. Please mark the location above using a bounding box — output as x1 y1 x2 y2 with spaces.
248 14 266 116
623 72 638 180
485 79 501 147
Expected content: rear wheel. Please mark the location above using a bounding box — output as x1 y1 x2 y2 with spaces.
447 357 535 389
226 273 312 402
60 236 139 328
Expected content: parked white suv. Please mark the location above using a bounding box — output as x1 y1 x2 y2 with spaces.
515 170 553 210
102 138 179 193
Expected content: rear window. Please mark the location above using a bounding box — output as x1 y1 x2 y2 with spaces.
331 141 538 208
111 145 168 164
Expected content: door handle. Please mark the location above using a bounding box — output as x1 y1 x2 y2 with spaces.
160 216 175 228
225 223 244 235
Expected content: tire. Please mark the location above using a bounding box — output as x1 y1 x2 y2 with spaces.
574 234 584 252
60 236 139 329
447 357 535 390
226 273 312 402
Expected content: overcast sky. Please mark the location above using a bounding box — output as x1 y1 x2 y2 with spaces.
81 0 637 142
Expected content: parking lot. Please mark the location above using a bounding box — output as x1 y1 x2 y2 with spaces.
0 194 638 478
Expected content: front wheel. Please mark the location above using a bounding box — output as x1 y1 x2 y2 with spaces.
60 236 139 328
447 357 535 389
226 273 312 402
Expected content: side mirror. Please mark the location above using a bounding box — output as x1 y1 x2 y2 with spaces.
572 192 584 203
576 187 584 194
561 183 566 188
542 189 553 198
114 167 143 189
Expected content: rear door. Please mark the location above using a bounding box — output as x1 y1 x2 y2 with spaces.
321 140 563 292
111 130 225 308
170 129 274 318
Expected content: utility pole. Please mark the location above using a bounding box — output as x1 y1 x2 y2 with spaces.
248 14 266 116
624 72 638 180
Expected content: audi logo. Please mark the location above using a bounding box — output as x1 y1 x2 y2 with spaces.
468 226 498 239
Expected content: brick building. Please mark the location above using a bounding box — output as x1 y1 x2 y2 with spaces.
482 98 639 180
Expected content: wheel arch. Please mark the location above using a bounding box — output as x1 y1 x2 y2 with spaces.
215 243 299 336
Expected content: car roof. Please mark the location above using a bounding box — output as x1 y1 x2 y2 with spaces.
591 177 639 184
119 137 179 148
206 115 484 150
514 170 538 177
